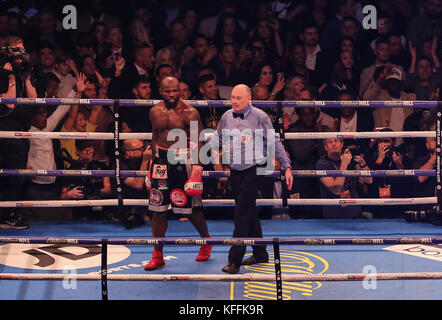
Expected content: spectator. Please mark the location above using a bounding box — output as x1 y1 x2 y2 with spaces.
53 55 77 98
319 61 358 118
37 43 56 74
211 42 244 87
24 99 73 204
285 42 316 85
403 107 438 165
26 8 74 54
197 73 227 129
365 129 411 218
238 38 268 86
212 13 246 51
155 48 174 71
178 7 200 40
421 36 442 68
339 16 368 56
103 26 127 68
299 22 329 86
413 136 437 210
132 4 168 50
286 106 327 219
319 0 358 51
128 18 151 47
405 40 441 100
90 21 110 60
60 139 112 220
181 34 218 94
163 20 191 71
76 0 120 34
75 32 97 60
359 38 405 99
151 64 175 98
59 73 103 166
316 135 372 219
43 72 60 98
369 15 407 52
248 18 284 64
107 44 155 99
121 74 153 134
179 80 192 100
117 139 152 228
253 63 286 101
407 0 442 57
363 67 415 144
335 90 374 154
387 32 411 71
79 55 98 80
282 75 306 128
300 86 336 131
198 1 247 39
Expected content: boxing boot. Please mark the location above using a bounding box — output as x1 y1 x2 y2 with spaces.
144 249 165 270
195 237 213 262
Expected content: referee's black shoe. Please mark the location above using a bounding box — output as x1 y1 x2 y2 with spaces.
241 256 269 265
221 263 240 274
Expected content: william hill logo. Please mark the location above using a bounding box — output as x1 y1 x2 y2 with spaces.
240 250 329 300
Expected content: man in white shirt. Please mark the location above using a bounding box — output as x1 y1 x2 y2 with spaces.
24 91 75 201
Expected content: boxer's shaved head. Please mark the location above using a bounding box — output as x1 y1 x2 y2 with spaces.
160 77 180 109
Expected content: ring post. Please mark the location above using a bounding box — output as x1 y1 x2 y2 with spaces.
113 99 123 207
437 102 442 209
101 238 108 300
272 238 283 301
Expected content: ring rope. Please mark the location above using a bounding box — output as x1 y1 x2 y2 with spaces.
0 169 435 178
0 97 440 109
0 197 436 208
0 272 441 282
1 235 442 246
0 131 434 140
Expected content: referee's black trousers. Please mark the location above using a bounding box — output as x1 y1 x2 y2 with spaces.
228 165 268 266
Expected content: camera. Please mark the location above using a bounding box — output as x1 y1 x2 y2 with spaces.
404 206 442 225
0 46 33 78
347 146 362 157
67 177 102 199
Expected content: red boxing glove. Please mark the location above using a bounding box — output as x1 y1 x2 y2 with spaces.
184 165 203 196
184 178 203 196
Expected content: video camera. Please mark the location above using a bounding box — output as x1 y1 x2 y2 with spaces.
0 46 33 78
404 206 442 226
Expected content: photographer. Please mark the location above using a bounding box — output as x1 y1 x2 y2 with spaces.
0 36 40 229
316 135 372 219
413 136 437 211
115 139 152 229
366 129 412 218
60 140 111 221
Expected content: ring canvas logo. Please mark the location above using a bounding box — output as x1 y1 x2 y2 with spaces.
241 250 329 300
0 244 131 270
383 244 442 262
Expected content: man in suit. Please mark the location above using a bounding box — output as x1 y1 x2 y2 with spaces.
107 44 155 99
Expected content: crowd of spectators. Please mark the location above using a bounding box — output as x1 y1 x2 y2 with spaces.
0 0 441 229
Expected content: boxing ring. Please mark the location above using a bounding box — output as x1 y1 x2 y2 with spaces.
0 97 442 301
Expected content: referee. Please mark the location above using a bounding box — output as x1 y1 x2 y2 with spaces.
212 84 293 274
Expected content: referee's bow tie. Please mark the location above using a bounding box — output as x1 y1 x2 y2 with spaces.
233 112 244 119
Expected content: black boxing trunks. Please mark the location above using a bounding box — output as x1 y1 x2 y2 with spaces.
148 146 203 214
